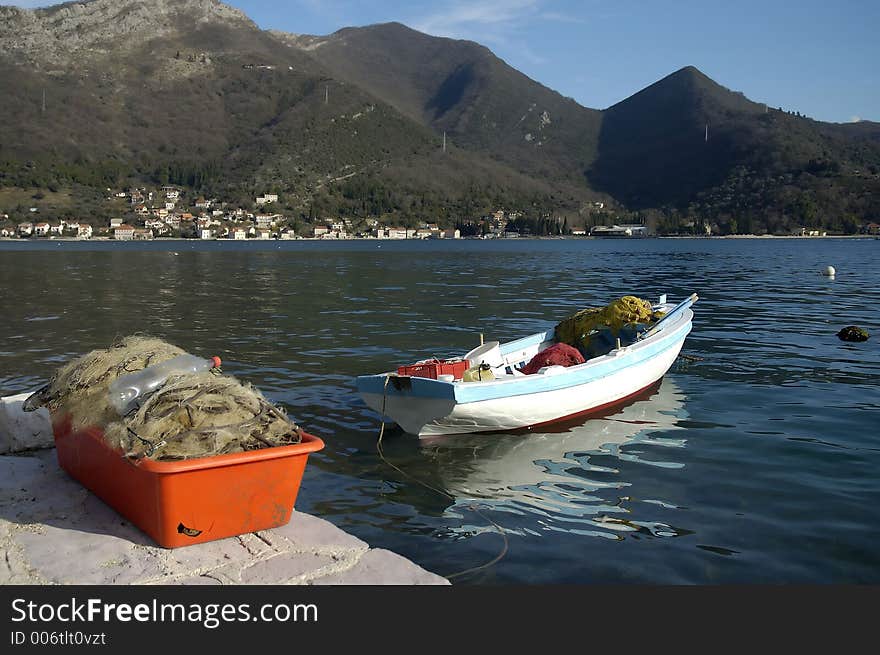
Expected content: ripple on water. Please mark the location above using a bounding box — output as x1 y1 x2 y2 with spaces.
1 238 878 583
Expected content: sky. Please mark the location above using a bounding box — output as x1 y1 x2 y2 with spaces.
11 0 879 123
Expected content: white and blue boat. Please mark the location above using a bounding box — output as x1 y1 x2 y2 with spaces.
357 294 697 437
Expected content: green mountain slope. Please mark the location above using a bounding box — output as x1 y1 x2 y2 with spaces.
1 1 878 233
0 1 590 225
290 25 880 231
587 66 766 206
590 66 880 223
279 22 603 188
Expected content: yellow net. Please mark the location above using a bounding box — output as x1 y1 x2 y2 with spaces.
555 296 664 352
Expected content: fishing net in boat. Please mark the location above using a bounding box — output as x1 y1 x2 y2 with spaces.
518 343 585 375
25 335 301 461
555 296 664 356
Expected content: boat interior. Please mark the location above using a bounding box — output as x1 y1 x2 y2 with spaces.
465 300 676 382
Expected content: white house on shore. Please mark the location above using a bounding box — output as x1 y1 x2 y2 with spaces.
590 224 648 238
68 223 93 239
114 224 135 240
386 227 409 239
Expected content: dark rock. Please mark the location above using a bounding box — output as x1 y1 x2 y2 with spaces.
837 326 869 342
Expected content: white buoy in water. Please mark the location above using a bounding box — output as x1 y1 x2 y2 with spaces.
822 265 836 277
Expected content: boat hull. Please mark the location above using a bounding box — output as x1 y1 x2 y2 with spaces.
360 334 684 436
357 300 694 438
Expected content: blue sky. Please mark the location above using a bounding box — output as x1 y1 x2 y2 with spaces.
13 0 879 123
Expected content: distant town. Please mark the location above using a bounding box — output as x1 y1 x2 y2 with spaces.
2 185 878 240
0 185 591 241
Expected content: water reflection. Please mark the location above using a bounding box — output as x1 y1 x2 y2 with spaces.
420 378 689 540
3 239 880 583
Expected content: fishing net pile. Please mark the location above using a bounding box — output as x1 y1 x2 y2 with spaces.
29 336 301 461
27 336 186 429
555 296 664 357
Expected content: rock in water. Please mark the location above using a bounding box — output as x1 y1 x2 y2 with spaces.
837 326 869 342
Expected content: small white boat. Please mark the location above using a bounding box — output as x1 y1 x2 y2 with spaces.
357 294 698 437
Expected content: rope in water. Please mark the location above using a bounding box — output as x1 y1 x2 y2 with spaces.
376 374 509 582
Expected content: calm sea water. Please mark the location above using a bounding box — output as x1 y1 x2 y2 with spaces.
1 237 878 583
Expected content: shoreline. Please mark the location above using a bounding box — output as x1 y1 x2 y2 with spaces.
0 234 873 243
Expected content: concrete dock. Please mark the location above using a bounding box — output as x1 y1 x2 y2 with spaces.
0 394 448 585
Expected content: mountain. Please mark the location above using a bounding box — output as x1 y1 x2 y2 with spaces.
0 0 586 227
0 0 256 63
274 22 603 188
288 24 879 230
1 0 878 234
588 66 767 206
589 66 880 224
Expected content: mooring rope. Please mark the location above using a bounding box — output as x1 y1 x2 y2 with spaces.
375 374 509 582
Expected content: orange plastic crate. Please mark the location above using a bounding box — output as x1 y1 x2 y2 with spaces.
52 415 324 549
397 359 469 379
